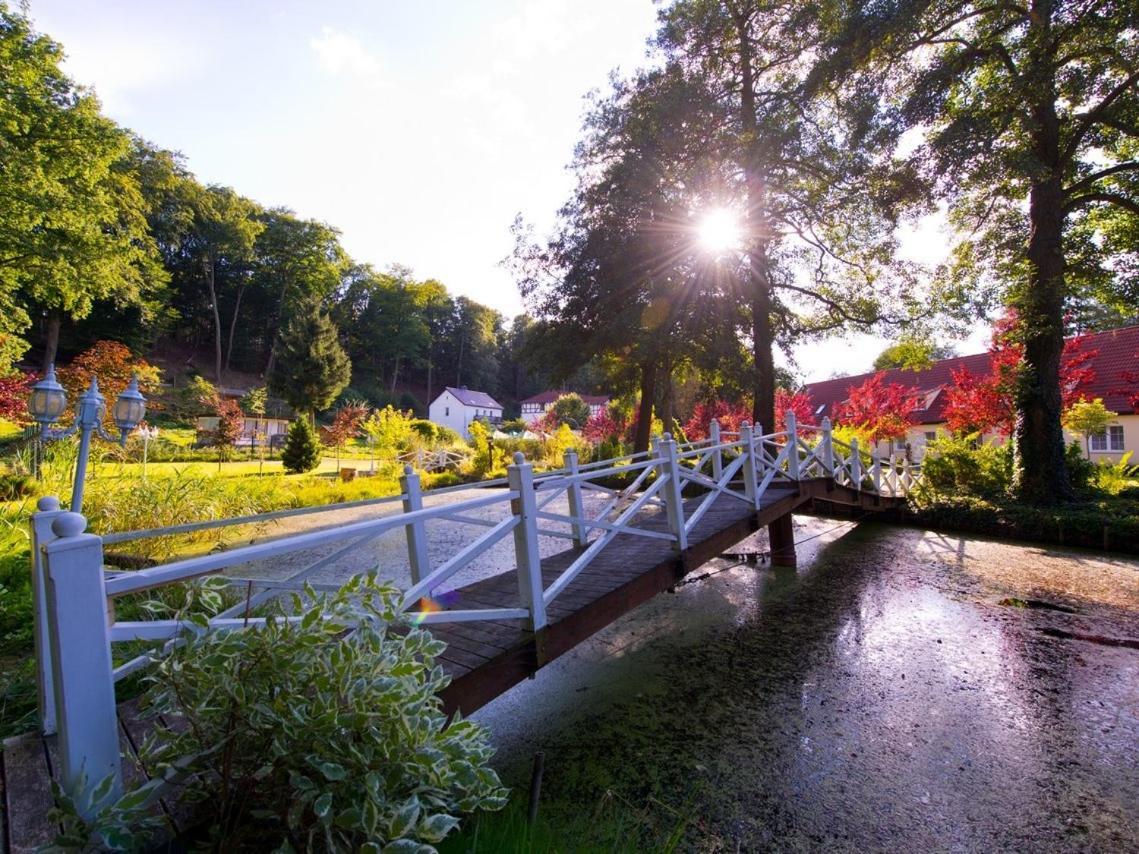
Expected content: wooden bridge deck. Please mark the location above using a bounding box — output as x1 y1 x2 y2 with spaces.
1 477 902 851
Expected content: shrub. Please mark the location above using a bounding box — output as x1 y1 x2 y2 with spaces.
1065 440 1095 492
919 434 1012 500
0 470 33 500
131 575 507 850
1092 452 1138 496
282 418 321 474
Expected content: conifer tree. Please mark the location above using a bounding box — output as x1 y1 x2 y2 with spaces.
269 299 351 419
281 417 321 474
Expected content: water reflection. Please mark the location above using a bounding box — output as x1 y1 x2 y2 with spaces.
472 518 1139 850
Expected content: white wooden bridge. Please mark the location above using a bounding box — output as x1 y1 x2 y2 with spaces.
4 414 921 845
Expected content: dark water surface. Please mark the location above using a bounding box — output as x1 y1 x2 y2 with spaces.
470 518 1139 851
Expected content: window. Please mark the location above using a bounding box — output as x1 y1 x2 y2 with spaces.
924 431 937 442
445 406 449 417
1090 426 1125 452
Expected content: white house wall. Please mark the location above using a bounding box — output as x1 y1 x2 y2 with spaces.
428 390 502 439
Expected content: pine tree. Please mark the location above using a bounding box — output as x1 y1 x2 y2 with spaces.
281 417 321 474
269 299 351 418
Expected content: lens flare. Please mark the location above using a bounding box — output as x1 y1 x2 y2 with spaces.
697 208 742 254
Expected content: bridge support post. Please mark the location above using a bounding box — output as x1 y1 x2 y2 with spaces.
42 512 122 817
659 434 687 550
768 512 797 568
709 420 723 481
850 437 862 489
400 466 430 587
508 454 548 631
785 412 800 480
31 496 63 736
871 450 881 493
564 449 588 547
740 422 759 508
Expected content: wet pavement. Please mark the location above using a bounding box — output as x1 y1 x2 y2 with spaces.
470 517 1139 852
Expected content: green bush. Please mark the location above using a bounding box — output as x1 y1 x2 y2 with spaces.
1065 440 1095 492
282 418 321 474
0 470 33 500
119 575 508 850
919 434 1012 500
1091 452 1138 496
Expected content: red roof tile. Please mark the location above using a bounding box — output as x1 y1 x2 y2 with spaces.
802 325 1139 424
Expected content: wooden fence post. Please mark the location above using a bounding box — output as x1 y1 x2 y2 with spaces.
42 512 121 816
709 420 723 481
564 449 588 548
400 465 430 587
820 417 835 476
850 437 862 489
740 422 759 508
785 411 800 480
659 434 688 550
31 495 63 735
507 454 547 631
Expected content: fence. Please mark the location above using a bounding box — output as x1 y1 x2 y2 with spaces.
30 414 920 813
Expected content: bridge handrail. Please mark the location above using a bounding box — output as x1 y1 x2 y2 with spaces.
30 414 922 815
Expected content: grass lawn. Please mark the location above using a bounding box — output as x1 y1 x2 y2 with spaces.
91 455 387 480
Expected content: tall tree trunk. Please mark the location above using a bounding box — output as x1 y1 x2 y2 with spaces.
225 284 246 373
659 357 675 436
1015 167 1070 503
265 281 289 377
1014 3 1071 505
634 359 657 453
426 357 433 408
735 10 777 435
390 355 401 396
206 254 224 382
42 310 61 372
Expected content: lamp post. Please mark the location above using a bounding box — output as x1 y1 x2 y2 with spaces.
28 365 147 513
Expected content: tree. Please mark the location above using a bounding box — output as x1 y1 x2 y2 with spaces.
57 340 161 430
825 0 1139 502
0 5 167 369
362 405 414 458
873 338 956 371
326 402 368 468
1063 398 1117 457
0 367 33 424
774 387 814 432
656 0 927 437
942 313 1097 437
546 394 591 429
833 372 921 444
184 185 264 381
269 299 351 420
683 399 751 441
281 417 321 474
206 397 243 468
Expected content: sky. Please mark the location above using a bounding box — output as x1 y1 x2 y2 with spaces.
27 0 982 383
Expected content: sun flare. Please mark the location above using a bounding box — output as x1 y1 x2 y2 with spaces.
696 208 742 254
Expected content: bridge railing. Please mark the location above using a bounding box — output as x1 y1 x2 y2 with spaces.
30 417 922 812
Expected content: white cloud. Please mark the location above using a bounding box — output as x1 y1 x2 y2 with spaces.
309 26 385 87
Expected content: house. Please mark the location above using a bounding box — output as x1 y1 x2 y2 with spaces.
195 416 290 448
801 324 1139 462
520 390 611 426
428 386 504 439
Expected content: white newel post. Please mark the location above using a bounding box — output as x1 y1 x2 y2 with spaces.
564 449 588 548
902 457 913 493
785 411 800 480
659 434 688 550
31 495 63 735
42 512 122 816
709 420 723 481
507 454 547 631
820 417 836 476
850 437 862 489
740 422 759 507
892 452 902 496
871 450 881 493
400 466 430 587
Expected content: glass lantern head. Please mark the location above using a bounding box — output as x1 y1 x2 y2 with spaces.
75 377 106 429
28 364 68 426
112 376 147 433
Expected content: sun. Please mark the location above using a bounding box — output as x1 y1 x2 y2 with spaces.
696 208 743 254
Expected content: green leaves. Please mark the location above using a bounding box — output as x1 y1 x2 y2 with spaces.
119 574 507 850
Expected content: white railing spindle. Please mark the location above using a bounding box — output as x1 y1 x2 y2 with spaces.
821 417 835 476
30 496 63 736
42 512 121 817
740 422 759 507
659 434 687 550
400 466 430 586
871 449 881 493
507 453 548 631
850 437 862 489
784 412 800 480
564 449 588 547
709 420 723 481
